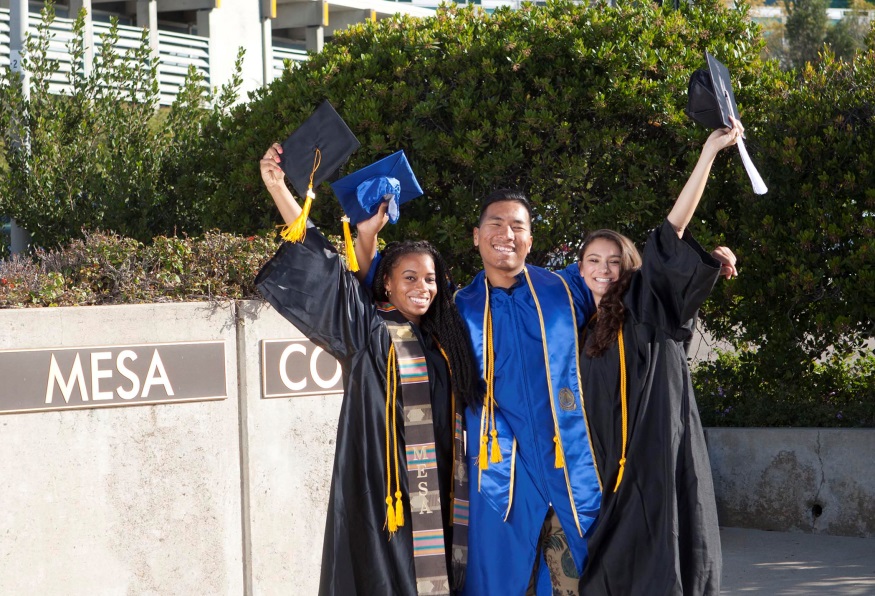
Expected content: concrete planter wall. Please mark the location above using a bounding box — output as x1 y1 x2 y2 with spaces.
1 302 871 594
706 428 875 538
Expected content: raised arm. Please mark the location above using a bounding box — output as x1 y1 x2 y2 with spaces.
352 201 389 284
667 117 743 238
259 143 302 225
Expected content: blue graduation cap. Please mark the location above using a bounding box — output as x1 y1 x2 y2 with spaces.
330 150 424 227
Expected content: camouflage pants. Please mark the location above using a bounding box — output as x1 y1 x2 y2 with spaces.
526 508 580 596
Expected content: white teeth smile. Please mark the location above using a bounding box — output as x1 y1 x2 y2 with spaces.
493 245 513 254
595 278 613 283
409 296 429 306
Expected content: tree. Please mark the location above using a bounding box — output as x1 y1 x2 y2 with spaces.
784 0 830 68
0 4 242 247
825 0 875 60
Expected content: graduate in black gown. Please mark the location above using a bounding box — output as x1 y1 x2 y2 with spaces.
577 122 742 595
255 142 479 595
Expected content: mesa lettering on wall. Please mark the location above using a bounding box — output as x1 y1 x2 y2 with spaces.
0 341 227 414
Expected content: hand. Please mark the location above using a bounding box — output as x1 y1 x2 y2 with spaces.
259 143 286 191
711 246 738 279
704 116 744 155
356 200 390 238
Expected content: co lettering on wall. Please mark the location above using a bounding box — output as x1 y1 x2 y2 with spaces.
261 339 343 398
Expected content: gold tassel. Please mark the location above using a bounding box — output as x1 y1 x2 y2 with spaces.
490 429 503 463
279 148 321 243
478 434 489 470
613 457 627 492
279 188 314 243
394 490 405 528
386 496 397 534
342 216 360 272
554 435 565 469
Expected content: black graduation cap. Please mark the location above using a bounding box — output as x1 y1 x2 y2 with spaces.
280 100 360 199
686 52 767 194
686 51 741 130
330 151 423 227
277 100 361 245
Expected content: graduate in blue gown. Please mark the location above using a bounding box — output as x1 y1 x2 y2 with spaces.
358 189 601 594
453 190 601 595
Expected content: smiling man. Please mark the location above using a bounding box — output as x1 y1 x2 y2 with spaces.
453 189 600 595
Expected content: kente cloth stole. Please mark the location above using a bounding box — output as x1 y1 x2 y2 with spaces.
377 306 469 595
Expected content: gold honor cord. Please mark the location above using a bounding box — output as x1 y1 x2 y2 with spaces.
613 327 628 492
438 344 457 517
478 286 503 471
280 148 322 243
384 344 404 535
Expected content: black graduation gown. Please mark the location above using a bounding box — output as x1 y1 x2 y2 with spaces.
255 228 454 596
579 220 722 596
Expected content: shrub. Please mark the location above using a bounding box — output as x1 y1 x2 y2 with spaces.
694 351 875 427
0 3 242 247
0 230 279 307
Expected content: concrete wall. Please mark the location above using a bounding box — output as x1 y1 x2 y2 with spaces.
0 303 244 595
706 428 875 538
1 303 872 595
236 300 341 595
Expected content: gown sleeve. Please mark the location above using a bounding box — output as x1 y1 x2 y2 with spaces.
255 225 379 362
627 219 722 341
556 262 597 329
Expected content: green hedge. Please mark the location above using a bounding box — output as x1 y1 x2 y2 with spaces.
0 231 277 307
694 351 875 428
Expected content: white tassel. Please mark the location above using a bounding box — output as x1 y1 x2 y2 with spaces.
736 135 768 195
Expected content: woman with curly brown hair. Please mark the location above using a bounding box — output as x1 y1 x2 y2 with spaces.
577 123 741 596
255 142 478 595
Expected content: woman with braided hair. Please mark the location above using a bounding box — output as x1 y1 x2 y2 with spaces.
256 142 478 595
575 124 742 595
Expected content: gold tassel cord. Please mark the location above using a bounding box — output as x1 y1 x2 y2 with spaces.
488 308 503 464
438 344 457 520
385 345 399 534
279 148 322 243
554 435 565 469
480 302 503 469
613 328 628 492
342 216 360 272
392 350 404 529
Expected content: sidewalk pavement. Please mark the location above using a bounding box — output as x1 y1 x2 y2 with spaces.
721 527 875 595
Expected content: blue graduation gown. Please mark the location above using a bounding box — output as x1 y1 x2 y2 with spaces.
455 264 600 595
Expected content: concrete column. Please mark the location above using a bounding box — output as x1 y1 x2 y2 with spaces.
136 0 160 55
68 0 94 76
261 0 276 85
8 0 31 255
305 26 324 53
196 7 212 37
10 220 31 254
262 17 274 85
9 0 28 93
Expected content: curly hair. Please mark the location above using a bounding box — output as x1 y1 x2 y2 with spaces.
373 241 480 407
579 230 643 358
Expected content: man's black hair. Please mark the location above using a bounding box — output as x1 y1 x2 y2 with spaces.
478 188 533 225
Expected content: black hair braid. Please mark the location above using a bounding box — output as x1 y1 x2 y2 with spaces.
373 242 481 407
